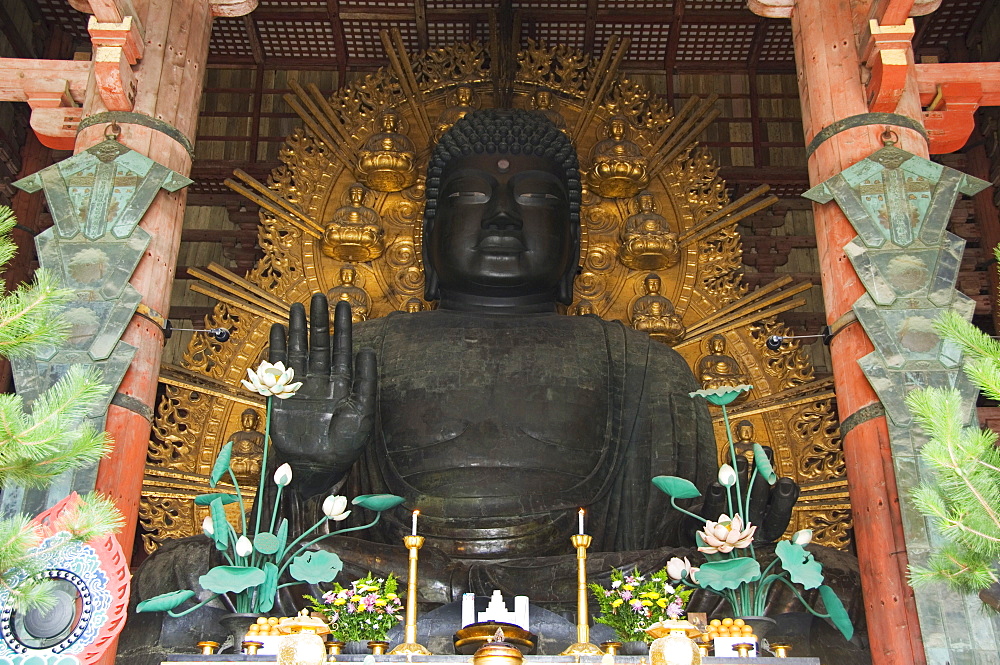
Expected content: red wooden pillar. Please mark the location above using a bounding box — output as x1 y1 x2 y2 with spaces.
751 0 929 664
73 0 215 561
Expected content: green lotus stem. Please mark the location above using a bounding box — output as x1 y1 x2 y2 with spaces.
277 515 329 564
167 592 221 618
670 497 707 523
770 575 828 618
226 469 248 537
254 397 273 540
269 483 285 536
720 403 743 522
277 512 384 578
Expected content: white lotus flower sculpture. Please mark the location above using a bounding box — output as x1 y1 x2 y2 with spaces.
241 360 302 399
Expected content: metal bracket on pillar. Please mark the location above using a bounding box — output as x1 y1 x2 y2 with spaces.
861 19 914 113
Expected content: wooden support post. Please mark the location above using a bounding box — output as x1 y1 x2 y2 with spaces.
72 0 216 564
786 0 927 663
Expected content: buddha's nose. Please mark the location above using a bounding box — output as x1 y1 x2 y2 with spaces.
482 186 521 230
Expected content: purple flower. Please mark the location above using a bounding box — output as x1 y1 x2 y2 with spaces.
667 598 684 619
621 590 633 601
630 600 644 613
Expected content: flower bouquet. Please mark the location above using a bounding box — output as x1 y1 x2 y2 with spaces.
651 385 853 640
135 361 405 617
305 573 404 643
589 567 694 643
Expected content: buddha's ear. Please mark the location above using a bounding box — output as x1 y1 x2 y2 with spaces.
422 220 440 301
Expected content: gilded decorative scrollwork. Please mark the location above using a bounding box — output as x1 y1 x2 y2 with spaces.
144 38 851 553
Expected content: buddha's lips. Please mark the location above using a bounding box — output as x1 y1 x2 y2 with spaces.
476 232 526 252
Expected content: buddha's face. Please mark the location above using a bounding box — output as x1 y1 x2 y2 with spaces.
349 186 364 204
428 151 572 300
242 411 258 430
645 275 661 294
536 91 551 108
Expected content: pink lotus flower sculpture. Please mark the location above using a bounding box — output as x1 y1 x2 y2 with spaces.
697 514 756 554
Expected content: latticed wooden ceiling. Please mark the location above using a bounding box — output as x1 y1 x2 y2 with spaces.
30 0 984 72
9 0 996 343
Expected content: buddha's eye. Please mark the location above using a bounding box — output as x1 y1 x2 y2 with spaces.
516 192 562 205
447 191 489 204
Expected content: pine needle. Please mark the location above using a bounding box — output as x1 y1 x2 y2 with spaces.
907 300 1000 592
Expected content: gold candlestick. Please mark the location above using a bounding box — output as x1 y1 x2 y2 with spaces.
560 534 604 655
388 534 433 655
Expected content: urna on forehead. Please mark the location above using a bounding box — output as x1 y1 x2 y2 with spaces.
424 108 582 226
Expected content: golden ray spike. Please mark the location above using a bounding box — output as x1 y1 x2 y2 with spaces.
572 36 629 144
679 193 778 248
647 95 721 176
188 281 289 325
683 284 812 341
286 80 358 168
675 296 808 350
685 275 795 335
653 106 723 172
225 171 325 237
677 184 774 246
716 378 836 422
395 29 434 142
380 29 432 144
186 268 289 320
646 93 702 157
223 180 322 240
202 262 290 313
159 363 266 408
281 93 357 171
304 82 359 149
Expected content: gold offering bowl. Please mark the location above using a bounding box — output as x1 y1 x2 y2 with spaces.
454 622 538 655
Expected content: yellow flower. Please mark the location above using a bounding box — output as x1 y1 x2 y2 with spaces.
386 593 398 600
622 584 634 591
641 600 654 607
334 599 347 606
656 599 668 608
647 592 660 600
351 595 363 602
375 599 388 606
611 599 624 608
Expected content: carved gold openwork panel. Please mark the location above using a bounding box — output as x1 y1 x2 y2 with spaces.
142 39 849 553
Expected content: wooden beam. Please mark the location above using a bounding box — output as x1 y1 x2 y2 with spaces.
0 58 90 104
916 62 1000 106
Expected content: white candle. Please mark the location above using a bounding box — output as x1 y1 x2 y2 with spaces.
578 508 585 535
411 509 419 536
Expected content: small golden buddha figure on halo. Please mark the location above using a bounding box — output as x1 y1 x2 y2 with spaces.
572 299 595 316
320 183 385 262
721 419 759 467
630 273 684 344
355 109 418 192
436 85 478 139
326 266 372 323
697 333 750 404
586 115 649 199
530 89 566 130
403 297 426 313
226 408 265 485
619 190 680 270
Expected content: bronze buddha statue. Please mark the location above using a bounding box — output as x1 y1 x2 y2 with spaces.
122 111 860 663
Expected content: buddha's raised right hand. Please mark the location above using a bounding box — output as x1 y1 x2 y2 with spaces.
267 293 377 498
